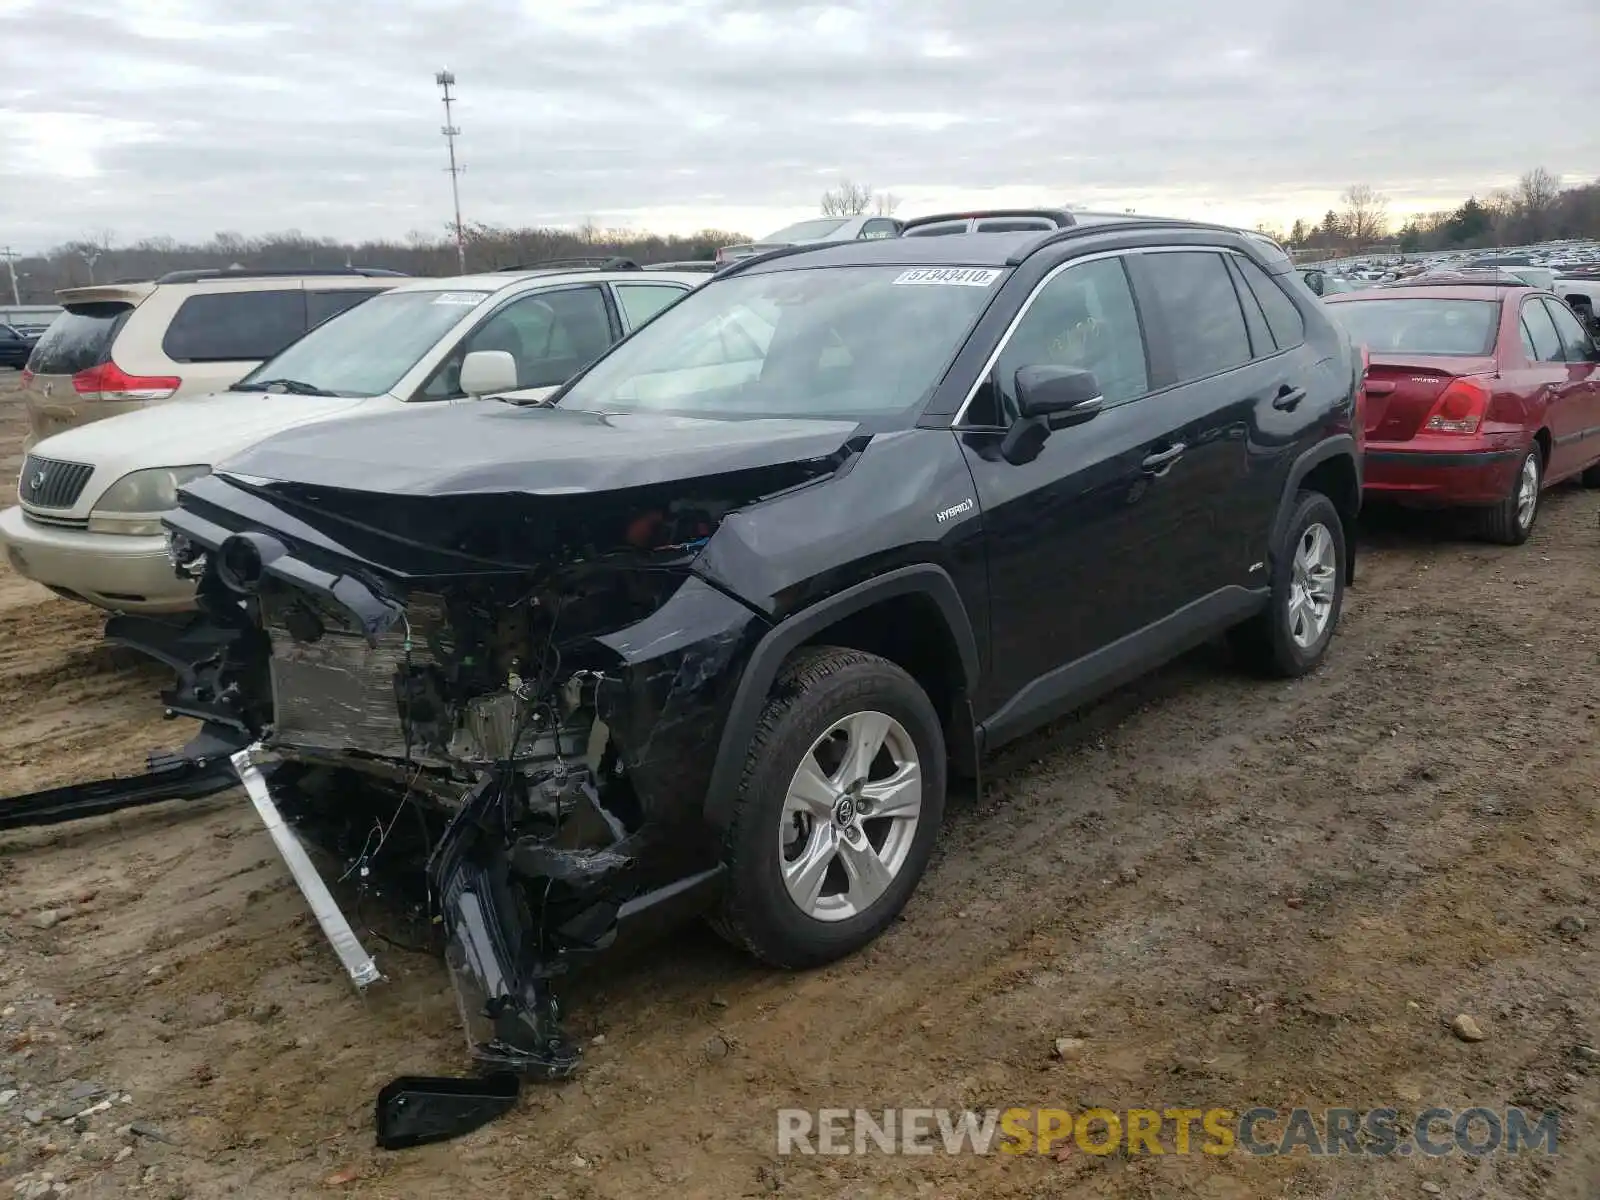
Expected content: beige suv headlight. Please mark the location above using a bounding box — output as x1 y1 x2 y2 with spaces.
88 466 211 535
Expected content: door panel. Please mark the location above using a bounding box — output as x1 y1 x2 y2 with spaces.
957 252 1249 715
1543 298 1600 470
1521 299 1585 478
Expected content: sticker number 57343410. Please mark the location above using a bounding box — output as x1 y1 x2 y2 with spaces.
892 268 1002 287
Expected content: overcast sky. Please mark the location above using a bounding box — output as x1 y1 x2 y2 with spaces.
1 0 1596 251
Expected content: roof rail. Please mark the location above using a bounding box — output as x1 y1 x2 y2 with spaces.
495 256 642 273
1006 217 1251 265
643 260 717 272
153 266 407 284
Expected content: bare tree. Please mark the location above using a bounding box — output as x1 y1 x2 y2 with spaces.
1339 184 1390 246
1517 168 1563 241
874 192 902 217
821 179 875 217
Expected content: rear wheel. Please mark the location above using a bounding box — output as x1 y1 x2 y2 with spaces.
1231 490 1345 678
712 647 946 969
1481 446 1541 545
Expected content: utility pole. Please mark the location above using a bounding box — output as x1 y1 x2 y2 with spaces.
0 248 19 305
436 69 467 273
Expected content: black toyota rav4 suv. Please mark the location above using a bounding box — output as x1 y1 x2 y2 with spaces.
157 218 1362 1075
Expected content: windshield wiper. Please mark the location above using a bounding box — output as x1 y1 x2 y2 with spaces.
230 378 337 396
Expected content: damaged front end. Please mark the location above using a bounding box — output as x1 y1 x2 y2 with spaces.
153 432 848 1078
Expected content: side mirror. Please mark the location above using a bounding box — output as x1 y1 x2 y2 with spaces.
1014 365 1103 427
459 349 519 397
998 366 1103 466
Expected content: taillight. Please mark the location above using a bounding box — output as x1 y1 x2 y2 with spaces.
71 362 181 402
19 369 33 387
1422 377 1491 435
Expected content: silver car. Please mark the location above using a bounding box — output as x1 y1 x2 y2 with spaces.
715 214 902 268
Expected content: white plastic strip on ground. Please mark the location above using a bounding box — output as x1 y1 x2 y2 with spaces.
230 748 383 990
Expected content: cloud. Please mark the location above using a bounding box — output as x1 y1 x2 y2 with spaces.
0 0 1595 250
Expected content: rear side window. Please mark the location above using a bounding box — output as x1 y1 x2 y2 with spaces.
1225 257 1274 356
902 221 968 238
1329 299 1500 357
162 290 306 363
26 303 132 374
306 289 386 328
1519 300 1563 363
1233 255 1306 350
1143 252 1252 382
1543 299 1595 362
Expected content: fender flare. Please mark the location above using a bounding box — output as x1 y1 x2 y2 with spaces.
1271 434 1360 586
702 563 980 831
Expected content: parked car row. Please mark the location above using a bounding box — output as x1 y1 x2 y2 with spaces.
3 260 706 611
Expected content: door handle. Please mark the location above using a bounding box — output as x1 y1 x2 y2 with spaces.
1273 386 1306 411
1141 443 1186 473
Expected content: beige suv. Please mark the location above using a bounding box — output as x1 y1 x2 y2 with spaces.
18 267 403 448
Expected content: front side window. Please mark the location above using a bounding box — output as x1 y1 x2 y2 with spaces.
162 290 305 363
991 256 1149 416
556 265 1001 420
423 285 615 399
1142 252 1252 382
233 289 487 396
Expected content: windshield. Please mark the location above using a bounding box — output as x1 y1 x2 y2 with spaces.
555 265 1003 420
1328 298 1499 356
761 218 848 243
232 289 489 396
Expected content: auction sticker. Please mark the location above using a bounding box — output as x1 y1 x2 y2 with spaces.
432 292 488 306
892 268 1002 287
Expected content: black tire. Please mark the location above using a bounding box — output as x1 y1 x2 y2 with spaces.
1230 489 1346 678
1481 445 1541 546
711 646 946 969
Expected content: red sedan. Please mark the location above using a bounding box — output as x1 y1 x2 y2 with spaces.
1325 280 1600 544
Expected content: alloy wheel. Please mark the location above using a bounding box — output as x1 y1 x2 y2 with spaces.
778 710 922 922
1516 453 1539 531
1287 521 1337 650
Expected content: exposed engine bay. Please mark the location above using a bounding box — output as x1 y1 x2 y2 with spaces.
152 472 793 1089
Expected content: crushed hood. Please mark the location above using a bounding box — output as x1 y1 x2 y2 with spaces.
215 403 862 497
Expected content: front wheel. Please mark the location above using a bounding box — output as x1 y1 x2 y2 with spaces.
1481 446 1541 546
1230 490 1346 678
712 647 946 970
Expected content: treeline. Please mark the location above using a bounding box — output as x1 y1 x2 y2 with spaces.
1269 170 1600 256
5 221 748 302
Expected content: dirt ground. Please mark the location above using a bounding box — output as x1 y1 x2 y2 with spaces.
3 381 1600 1199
